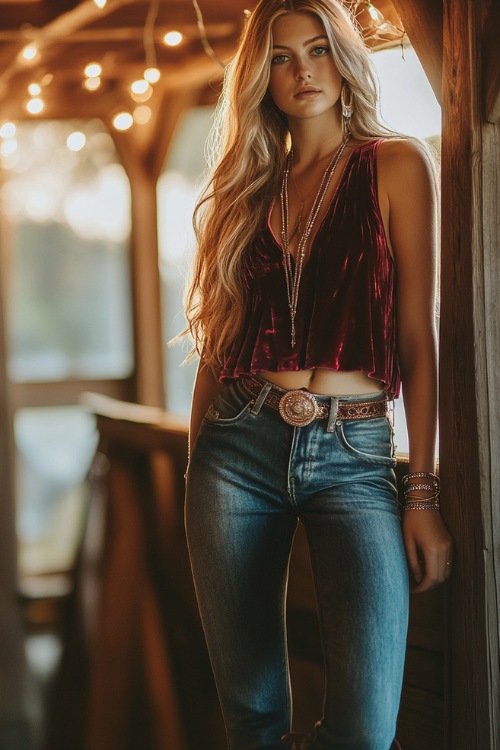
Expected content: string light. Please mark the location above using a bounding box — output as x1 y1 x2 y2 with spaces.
191 0 225 69
84 77 101 91
163 31 183 47
346 1 405 46
133 106 152 125
28 83 42 97
67 132 86 152
20 43 38 62
26 98 44 115
366 1 380 21
0 122 16 139
113 112 133 131
144 67 160 84
85 62 102 78
131 79 150 95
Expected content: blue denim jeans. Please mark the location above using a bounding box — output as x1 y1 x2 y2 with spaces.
185 378 409 750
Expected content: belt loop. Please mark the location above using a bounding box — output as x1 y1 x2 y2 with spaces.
327 397 339 432
250 380 273 415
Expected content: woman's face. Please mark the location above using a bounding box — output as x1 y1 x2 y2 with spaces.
268 12 343 123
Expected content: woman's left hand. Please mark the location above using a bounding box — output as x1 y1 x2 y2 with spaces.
402 510 453 593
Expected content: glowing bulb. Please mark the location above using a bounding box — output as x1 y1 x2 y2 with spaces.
93 0 107 7
1 139 17 157
0 122 16 139
28 82 41 96
84 77 101 91
113 112 133 131
26 97 44 114
131 79 150 95
133 105 152 125
144 67 161 84
163 31 183 47
85 62 102 78
21 44 38 61
367 2 381 21
67 132 86 152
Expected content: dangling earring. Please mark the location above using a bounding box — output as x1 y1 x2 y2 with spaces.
341 82 353 137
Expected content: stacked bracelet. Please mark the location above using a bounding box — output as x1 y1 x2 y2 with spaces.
402 471 440 511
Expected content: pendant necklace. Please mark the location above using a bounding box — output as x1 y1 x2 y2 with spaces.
289 165 323 241
280 137 348 347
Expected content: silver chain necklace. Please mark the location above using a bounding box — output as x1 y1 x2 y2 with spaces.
280 137 348 347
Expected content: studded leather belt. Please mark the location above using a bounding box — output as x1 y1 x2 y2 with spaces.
240 376 388 428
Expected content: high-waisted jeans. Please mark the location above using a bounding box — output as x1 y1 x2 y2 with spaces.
185 378 409 750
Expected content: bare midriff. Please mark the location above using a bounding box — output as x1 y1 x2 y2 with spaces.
258 368 384 396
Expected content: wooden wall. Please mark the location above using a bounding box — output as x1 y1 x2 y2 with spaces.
440 0 499 747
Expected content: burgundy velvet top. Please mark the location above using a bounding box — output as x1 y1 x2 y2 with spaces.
220 139 400 399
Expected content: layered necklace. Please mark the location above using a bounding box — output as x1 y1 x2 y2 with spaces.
280 137 348 347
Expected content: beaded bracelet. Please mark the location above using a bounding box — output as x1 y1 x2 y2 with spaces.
403 499 441 511
402 471 439 486
404 482 439 493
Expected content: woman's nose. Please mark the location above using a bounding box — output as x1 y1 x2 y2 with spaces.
295 59 312 80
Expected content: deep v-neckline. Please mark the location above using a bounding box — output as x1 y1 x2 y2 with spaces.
267 144 358 260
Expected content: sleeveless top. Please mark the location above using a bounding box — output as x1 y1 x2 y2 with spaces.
219 139 400 399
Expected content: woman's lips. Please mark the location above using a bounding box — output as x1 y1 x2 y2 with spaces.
294 88 321 99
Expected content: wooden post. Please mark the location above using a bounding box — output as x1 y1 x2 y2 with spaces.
109 89 197 407
440 0 500 747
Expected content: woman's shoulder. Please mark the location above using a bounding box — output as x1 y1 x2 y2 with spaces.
376 137 434 172
376 137 436 195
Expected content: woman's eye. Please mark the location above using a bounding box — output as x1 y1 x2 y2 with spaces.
311 45 330 56
271 53 288 65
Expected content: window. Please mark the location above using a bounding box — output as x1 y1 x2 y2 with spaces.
1 119 133 572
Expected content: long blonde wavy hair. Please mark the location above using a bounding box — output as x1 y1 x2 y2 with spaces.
185 0 396 370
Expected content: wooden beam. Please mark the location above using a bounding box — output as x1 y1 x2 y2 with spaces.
440 0 499 746
390 0 443 103
0 0 137 89
483 0 500 122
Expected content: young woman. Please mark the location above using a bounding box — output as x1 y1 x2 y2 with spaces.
183 2 453 748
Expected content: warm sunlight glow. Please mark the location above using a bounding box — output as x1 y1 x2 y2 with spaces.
93 0 107 7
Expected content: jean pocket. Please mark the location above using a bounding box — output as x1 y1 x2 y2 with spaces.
337 417 397 467
203 386 254 426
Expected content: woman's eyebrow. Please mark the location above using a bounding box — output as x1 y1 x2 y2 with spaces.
272 35 328 49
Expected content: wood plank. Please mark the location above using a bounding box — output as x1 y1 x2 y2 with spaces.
478 83 500 749
440 0 495 747
390 0 443 103
483 0 500 122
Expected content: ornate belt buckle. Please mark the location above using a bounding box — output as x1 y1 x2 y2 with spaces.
278 390 319 427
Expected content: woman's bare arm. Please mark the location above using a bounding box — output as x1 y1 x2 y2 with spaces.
378 138 453 593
